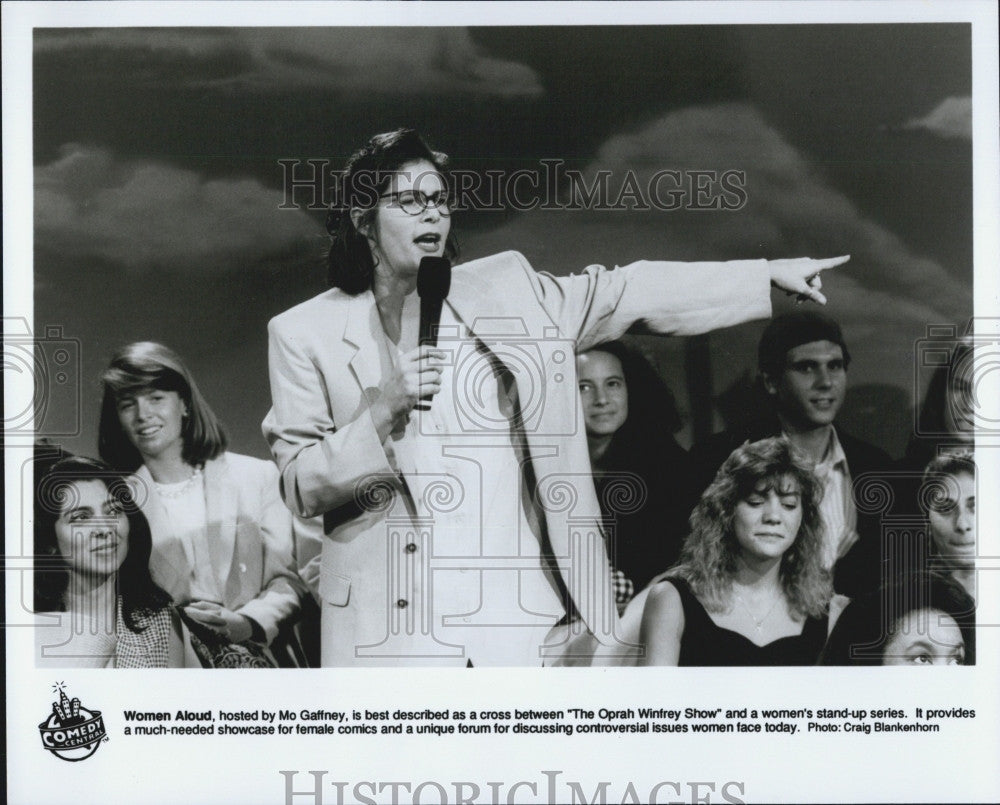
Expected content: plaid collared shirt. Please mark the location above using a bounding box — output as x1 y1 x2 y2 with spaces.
610 567 635 612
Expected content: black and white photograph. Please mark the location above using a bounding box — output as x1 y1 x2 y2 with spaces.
4 1 999 803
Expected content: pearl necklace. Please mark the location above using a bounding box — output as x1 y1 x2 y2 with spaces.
733 590 783 633
154 466 202 499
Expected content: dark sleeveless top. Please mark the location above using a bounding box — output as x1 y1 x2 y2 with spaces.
668 578 828 666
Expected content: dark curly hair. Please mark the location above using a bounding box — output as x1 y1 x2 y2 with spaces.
34 455 172 631
327 128 459 293
820 572 975 665
580 341 683 449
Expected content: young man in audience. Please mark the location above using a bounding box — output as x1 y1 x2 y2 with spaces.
690 311 892 597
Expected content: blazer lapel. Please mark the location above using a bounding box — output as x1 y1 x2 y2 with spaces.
344 290 384 395
131 465 191 602
203 457 238 600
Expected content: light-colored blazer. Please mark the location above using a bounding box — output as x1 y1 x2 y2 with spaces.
263 251 771 665
134 452 302 643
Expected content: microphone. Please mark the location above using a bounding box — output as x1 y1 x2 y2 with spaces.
416 256 451 408
417 256 451 347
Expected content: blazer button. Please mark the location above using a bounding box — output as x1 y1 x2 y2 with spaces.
239 563 247 573
396 599 408 609
405 542 418 553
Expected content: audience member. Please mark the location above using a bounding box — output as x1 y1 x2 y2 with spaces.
821 571 974 665
99 342 306 668
921 453 976 600
639 438 834 666
690 311 891 597
577 341 695 602
34 455 186 668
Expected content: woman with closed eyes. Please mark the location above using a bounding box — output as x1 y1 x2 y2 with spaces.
639 437 834 666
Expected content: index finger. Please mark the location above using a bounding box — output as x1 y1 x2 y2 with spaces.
812 255 850 271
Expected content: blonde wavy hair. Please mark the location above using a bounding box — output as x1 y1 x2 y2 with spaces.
669 437 832 618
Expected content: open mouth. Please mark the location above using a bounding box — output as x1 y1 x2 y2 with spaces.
136 425 161 438
414 233 441 250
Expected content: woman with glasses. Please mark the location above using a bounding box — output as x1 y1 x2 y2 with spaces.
262 127 850 667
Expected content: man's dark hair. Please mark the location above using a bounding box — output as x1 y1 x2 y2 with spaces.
757 310 852 379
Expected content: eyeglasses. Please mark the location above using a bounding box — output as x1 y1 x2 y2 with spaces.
379 189 451 216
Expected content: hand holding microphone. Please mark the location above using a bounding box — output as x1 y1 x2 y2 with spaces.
390 344 445 412
370 257 451 434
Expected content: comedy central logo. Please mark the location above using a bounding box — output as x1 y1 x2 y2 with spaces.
38 683 108 762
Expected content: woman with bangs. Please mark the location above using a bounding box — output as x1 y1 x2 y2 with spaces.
263 128 849 667
34 455 186 668
638 437 834 665
99 342 304 668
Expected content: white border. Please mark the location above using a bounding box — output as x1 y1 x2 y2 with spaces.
5 3 999 804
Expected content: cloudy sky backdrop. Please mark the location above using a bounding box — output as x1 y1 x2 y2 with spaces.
33 24 972 459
